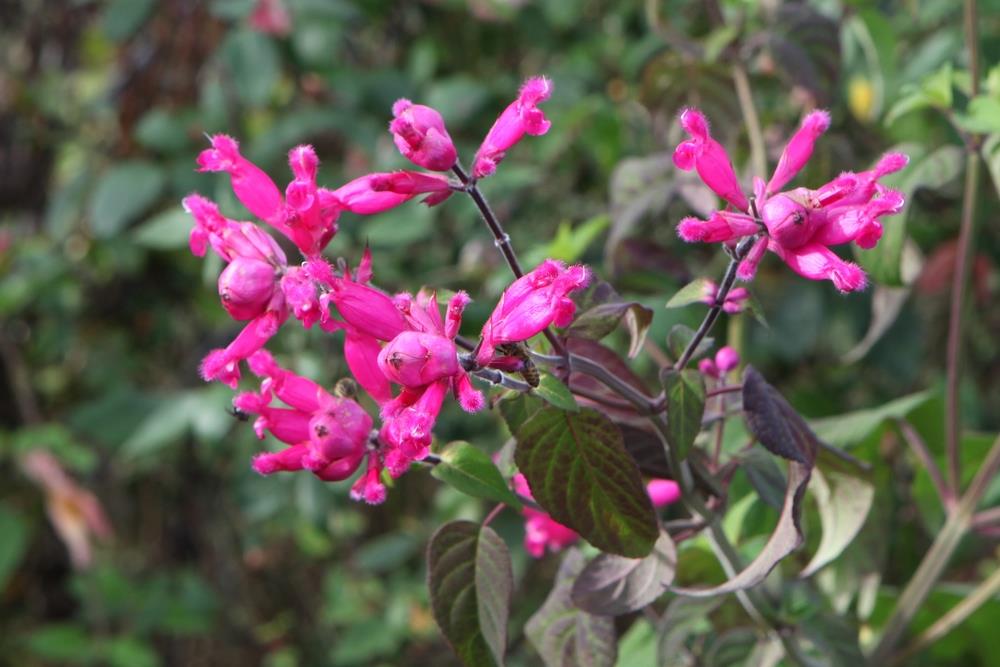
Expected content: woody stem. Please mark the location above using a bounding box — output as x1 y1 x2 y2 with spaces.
451 162 568 359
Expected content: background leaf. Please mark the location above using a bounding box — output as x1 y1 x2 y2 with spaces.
571 531 677 616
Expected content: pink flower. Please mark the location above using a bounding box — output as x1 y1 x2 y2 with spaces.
389 99 458 171
236 351 373 484
698 346 740 379
330 171 453 215
673 108 907 293
196 136 341 257
513 474 681 558
248 0 291 36
701 280 750 314
472 76 552 179
475 259 589 366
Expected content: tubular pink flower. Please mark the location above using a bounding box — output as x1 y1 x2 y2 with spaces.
378 331 460 388
678 212 760 243
672 108 748 211
476 259 589 365
350 456 387 505
327 277 408 342
760 193 818 250
197 135 283 223
331 171 452 215
472 76 552 179
283 145 340 256
772 243 867 293
766 110 831 195
280 267 322 328
736 236 770 282
389 99 458 171
199 310 286 388
344 330 394 405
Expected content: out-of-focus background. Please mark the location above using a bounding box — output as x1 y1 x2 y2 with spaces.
1 0 998 665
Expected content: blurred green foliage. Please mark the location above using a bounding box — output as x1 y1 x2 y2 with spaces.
1 0 999 665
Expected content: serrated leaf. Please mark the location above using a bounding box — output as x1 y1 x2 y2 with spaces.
514 407 658 557
432 441 523 510
664 279 711 309
800 452 874 577
533 374 579 412
88 162 165 238
660 369 705 462
427 521 513 667
665 325 713 364
656 596 724 667
567 301 654 359
526 549 617 667
571 532 676 616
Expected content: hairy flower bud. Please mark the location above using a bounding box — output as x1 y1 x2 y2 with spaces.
472 76 552 179
377 331 459 388
389 99 458 171
218 256 279 320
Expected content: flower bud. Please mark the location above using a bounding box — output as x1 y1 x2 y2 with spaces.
378 331 459 388
390 99 458 171
218 256 278 320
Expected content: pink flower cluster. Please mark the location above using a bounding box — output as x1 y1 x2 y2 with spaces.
698 346 740 380
183 78 586 503
674 108 907 293
513 473 681 557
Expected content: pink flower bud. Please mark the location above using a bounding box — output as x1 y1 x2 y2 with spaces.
331 171 452 215
306 396 372 465
328 279 408 342
248 0 291 36
197 135 283 222
378 331 459 388
389 99 458 171
199 311 285 387
472 76 552 179
218 256 279 320
766 110 830 195
476 259 589 365
672 108 748 212
715 347 740 373
646 479 681 507
772 242 867 293
736 236 771 283
350 456 387 504
698 358 719 378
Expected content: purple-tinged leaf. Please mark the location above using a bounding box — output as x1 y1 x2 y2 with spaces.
427 521 513 667
515 407 659 557
568 298 654 359
742 366 819 465
567 338 650 424
526 549 617 667
655 596 724 667
571 532 676 616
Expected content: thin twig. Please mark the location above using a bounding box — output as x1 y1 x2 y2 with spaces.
451 162 567 359
675 234 758 371
897 419 955 509
971 506 1000 528
482 503 506 528
707 384 743 398
531 350 661 415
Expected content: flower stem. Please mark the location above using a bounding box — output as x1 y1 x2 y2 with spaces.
451 162 567 359
897 419 955 510
675 235 757 370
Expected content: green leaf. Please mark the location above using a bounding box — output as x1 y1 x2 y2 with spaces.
955 96 1000 134
0 505 29 590
665 325 713 363
497 392 543 436
132 207 192 250
660 369 706 462
221 29 280 107
427 521 513 667
571 532 677 616
800 451 875 577
88 162 166 238
514 407 658 557
25 624 96 663
656 596 724 667
664 278 711 309
533 374 579 412
526 549 617 667
982 133 1000 200
100 637 161 667
525 215 611 266
101 0 156 41
809 390 933 449
884 63 954 126
432 441 524 510
567 300 654 359
134 109 190 153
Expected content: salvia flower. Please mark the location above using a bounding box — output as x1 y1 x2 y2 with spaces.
331 171 454 214
513 473 681 558
472 76 552 179
476 259 589 366
389 99 458 171
236 351 373 484
673 108 907 293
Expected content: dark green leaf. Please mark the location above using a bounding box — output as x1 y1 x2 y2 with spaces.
432 441 524 510
0 505 29 590
427 521 513 667
742 366 819 465
660 369 706 462
88 162 166 238
526 549 617 667
533 374 579 412
571 532 677 616
737 448 786 511
514 407 659 557
221 29 280 107
664 279 712 310
497 392 543 436
101 0 155 41
666 325 713 364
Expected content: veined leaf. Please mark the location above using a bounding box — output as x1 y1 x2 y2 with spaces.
514 407 658 557
427 521 513 667
664 279 711 310
571 532 677 616
533 374 579 412
432 442 524 511
660 369 706 462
